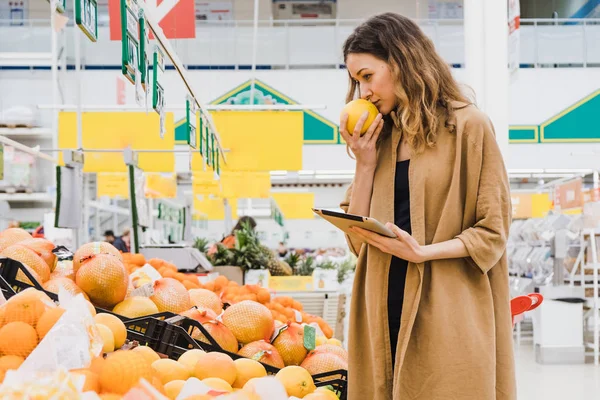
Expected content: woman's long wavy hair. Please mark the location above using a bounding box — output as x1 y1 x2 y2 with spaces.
343 13 471 153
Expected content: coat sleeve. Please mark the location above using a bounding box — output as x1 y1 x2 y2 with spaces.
340 182 363 257
455 115 512 274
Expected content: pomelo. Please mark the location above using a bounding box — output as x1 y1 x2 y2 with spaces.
341 99 378 136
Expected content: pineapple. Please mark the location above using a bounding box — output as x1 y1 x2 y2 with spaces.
260 245 292 276
285 252 301 271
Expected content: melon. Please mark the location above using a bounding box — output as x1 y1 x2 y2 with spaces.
19 238 56 272
73 242 123 273
2 244 51 283
300 352 347 380
150 278 192 314
238 341 285 369
272 322 308 366
43 277 89 301
0 228 31 252
188 288 223 315
112 296 159 318
76 254 129 309
222 300 274 344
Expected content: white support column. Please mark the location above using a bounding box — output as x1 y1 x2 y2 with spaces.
464 0 509 160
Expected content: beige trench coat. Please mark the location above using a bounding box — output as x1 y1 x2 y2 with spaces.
341 102 516 400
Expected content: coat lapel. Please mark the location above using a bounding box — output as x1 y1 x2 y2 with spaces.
390 117 426 393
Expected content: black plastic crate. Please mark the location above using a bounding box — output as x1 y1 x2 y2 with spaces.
0 258 348 399
126 313 348 399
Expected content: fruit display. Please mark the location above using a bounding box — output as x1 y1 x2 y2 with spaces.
0 230 349 399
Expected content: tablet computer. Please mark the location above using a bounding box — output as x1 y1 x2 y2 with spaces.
312 208 396 238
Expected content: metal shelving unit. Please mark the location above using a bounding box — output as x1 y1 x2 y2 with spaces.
568 229 600 365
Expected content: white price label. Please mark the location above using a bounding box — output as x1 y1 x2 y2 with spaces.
135 69 145 107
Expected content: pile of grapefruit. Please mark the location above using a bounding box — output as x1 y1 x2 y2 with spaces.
0 230 348 398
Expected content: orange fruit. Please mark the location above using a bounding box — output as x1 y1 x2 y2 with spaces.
19 238 57 271
257 289 271 304
76 255 129 309
149 278 192 314
238 341 285 369
222 301 274 344
193 352 236 385
0 355 24 383
94 313 127 349
188 288 223 315
99 350 153 395
151 358 190 384
131 254 145 266
2 288 55 327
177 349 205 373
36 307 66 340
112 297 159 319
0 321 38 358
164 380 186 400
300 352 347 380
97 324 115 353
341 99 378 135
70 368 100 392
73 242 122 274
50 260 75 280
232 358 267 389
272 322 307 366
131 346 160 365
2 244 51 283
99 394 123 400
275 366 316 398
43 277 89 301
0 228 31 252
202 377 233 393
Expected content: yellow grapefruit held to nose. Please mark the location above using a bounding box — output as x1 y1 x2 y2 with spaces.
341 99 378 136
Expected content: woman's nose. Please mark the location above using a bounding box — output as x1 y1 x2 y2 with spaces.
360 86 372 101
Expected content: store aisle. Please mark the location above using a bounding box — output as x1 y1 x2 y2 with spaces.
515 344 600 399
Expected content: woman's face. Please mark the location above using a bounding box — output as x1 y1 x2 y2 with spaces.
346 53 397 115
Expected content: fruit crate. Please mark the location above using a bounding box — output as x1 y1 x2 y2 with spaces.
0 257 175 323
0 258 349 399
124 313 348 399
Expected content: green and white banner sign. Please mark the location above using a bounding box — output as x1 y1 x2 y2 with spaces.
120 0 140 85
186 95 198 149
76 0 97 42
153 46 166 138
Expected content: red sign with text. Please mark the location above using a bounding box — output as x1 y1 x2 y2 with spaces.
109 0 196 40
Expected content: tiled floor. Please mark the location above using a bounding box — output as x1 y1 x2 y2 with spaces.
515 344 600 399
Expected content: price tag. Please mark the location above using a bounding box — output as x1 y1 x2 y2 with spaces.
304 325 316 351
135 69 144 107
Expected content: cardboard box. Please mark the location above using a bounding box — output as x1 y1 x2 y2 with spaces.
244 269 271 288
213 266 245 285
312 268 339 291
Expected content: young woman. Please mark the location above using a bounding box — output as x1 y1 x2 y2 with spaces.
339 13 516 400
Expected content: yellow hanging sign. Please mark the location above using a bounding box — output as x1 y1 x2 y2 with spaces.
221 171 271 199
193 196 238 220
97 173 129 199
145 173 177 199
211 111 303 172
58 112 175 173
271 192 315 220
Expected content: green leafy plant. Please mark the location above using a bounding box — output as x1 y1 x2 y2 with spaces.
193 237 210 254
317 260 337 270
230 221 269 270
210 243 234 266
295 255 316 276
337 257 357 283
